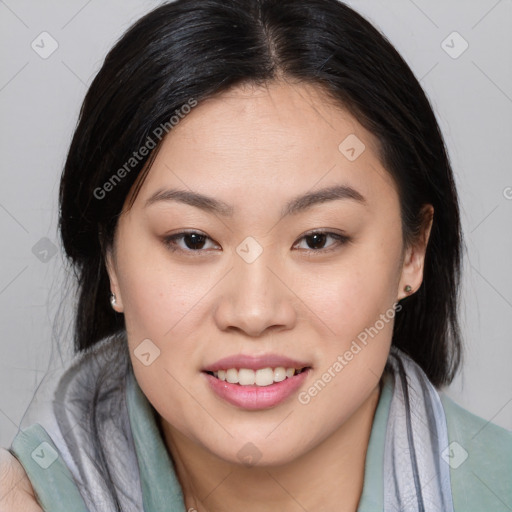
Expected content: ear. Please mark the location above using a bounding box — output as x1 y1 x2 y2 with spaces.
105 246 124 313
397 204 434 301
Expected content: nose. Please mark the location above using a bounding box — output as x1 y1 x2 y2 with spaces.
213 250 297 338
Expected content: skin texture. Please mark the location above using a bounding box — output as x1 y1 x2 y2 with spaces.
0 448 43 511
106 80 433 511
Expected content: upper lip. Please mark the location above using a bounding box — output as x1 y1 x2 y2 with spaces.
203 354 311 372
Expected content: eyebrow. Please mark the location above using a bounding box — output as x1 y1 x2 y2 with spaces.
144 184 366 218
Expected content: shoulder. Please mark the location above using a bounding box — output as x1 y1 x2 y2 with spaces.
0 447 43 511
439 392 512 511
440 392 511 452
8 423 90 512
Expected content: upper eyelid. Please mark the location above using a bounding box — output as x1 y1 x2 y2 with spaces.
293 231 349 251
166 231 219 247
165 230 348 251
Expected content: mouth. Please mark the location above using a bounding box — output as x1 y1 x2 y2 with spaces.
202 365 312 410
202 354 312 409
204 366 311 387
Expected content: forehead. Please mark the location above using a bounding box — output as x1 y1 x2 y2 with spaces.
131 80 397 212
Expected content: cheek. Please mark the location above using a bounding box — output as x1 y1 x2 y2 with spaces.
301 245 401 341
119 270 172 339
115 232 203 340
298 261 397 430
115 239 213 402
118 266 206 439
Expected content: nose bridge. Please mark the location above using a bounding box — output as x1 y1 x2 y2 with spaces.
214 240 295 336
234 235 277 298
235 249 274 301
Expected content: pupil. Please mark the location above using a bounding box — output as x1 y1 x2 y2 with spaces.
185 233 205 250
307 233 326 249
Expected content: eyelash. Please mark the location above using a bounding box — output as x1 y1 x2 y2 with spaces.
162 229 351 256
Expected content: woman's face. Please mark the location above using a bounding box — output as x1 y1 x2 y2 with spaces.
107 80 429 466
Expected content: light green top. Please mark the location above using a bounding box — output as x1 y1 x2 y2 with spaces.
9 370 512 511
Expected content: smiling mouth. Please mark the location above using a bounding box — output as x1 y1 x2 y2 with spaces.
204 366 310 387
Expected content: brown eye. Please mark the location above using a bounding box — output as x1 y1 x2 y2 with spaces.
305 233 328 250
163 231 219 253
181 233 207 250
294 231 350 253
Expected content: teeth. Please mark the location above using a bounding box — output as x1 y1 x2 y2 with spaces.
211 367 305 386
226 368 239 384
255 368 274 386
239 369 255 385
273 367 287 382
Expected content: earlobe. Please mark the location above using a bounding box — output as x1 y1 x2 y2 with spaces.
105 248 124 313
397 205 434 301
397 245 420 301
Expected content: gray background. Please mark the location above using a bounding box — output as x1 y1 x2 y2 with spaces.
1 0 511 448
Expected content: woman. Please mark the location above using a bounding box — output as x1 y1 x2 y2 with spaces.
2 0 510 510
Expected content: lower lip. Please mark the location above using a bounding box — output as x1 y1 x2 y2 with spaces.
203 370 311 410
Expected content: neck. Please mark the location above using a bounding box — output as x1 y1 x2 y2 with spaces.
160 381 382 512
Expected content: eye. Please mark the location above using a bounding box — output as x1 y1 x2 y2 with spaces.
293 230 350 253
163 229 350 256
163 231 220 253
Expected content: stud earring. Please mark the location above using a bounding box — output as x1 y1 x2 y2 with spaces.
110 293 117 308
404 285 412 293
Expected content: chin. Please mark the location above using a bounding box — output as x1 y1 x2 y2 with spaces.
201 434 308 468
